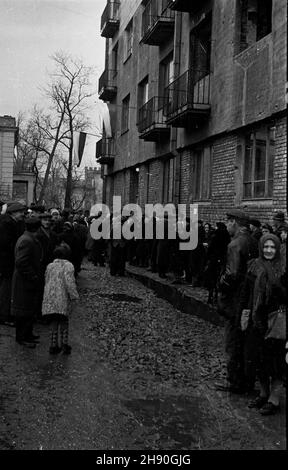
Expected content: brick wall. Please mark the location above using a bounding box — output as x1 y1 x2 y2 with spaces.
273 116 287 212
179 150 191 204
177 116 287 225
147 159 163 205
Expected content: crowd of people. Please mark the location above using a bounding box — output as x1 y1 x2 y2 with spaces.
0 200 286 415
0 202 86 353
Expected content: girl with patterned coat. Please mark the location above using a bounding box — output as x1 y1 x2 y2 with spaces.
42 245 79 354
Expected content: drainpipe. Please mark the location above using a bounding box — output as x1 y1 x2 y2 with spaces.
171 12 183 206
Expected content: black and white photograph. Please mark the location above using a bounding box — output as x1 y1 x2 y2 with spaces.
0 0 287 454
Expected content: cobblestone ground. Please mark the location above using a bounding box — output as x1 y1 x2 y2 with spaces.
0 261 286 450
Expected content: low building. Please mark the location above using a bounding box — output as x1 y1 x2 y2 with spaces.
0 115 17 200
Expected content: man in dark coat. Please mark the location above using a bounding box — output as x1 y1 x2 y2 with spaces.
272 211 286 240
36 212 57 319
216 209 257 394
0 202 26 325
58 222 82 274
250 218 262 245
204 221 230 303
11 217 43 347
109 216 128 276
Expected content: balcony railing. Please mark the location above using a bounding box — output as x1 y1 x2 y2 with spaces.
137 96 170 142
141 0 175 46
167 0 202 12
96 138 115 165
101 1 120 38
164 68 211 127
98 69 117 101
13 161 35 173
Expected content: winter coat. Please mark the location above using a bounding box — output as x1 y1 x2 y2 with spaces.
217 227 256 321
239 234 286 334
0 214 22 277
203 227 230 289
42 259 79 317
36 227 56 274
11 231 43 317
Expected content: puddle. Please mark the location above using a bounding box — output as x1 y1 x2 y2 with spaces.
123 396 203 449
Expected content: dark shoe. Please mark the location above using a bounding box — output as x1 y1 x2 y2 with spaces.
49 346 62 354
214 382 247 394
16 340 36 349
62 344 72 355
159 273 167 279
259 402 280 416
248 396 268 409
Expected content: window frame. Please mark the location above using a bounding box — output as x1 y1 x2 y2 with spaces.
242 126 275 200
124 19 133 63
121 94 130 134
162 157 174 204
237 0 272 54
190 146 211 201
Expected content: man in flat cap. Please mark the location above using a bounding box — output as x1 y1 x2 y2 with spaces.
272 211 286 240
11 216 43 347
0 202 26 326
249 218 262 244
216 208 258 394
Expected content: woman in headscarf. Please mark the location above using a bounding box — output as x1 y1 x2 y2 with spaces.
239 233 286 415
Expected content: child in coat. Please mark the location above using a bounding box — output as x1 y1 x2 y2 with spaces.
42 245 79 354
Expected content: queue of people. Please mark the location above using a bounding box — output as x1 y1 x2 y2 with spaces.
0 200 286 415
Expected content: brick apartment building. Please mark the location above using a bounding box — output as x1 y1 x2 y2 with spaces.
97 0 287 223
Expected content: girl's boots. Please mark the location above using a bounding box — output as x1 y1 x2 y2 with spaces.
49 330 61 354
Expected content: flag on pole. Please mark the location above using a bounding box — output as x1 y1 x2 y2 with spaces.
94 100 112 138
73 131 87 167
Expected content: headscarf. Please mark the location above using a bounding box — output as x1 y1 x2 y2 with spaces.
248 233 284 314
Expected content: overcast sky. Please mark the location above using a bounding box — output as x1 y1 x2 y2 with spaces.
0 0 106 167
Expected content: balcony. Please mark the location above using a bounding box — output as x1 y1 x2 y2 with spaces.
13 161 35 173
141 0 175 46
96 138 116 165
101 1 120 38
98 69 117 101
167 0 202 12
137 96 170 142
164 68 211 127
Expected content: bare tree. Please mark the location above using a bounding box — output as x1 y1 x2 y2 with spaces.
46 52 95 209
16 52 95 208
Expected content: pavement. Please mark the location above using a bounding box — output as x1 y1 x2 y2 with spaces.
126 265 224 326
0 262 286 450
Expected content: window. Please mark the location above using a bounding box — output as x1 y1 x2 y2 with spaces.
163 158 174 203
121 94 130 133
112 42 118 78
191 147 211 200
159 52 174 96
243 126 275 199
138 76 149 109
130 168 139 204
124 20 133 61
239 0 272 52
190 12 212 80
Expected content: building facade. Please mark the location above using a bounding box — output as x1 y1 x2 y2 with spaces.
0 115 36 205
97 0 287 223
0 115 17 200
